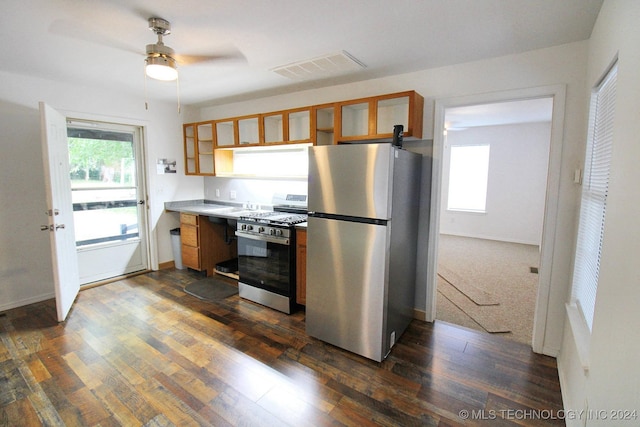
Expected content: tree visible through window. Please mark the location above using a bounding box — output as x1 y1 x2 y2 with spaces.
67 127 139 246
447 144 490 213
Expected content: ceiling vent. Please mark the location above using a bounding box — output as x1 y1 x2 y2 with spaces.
271 51 366 81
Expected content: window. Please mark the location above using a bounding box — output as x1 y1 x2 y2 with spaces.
571 62 617 332
67 126 140 247
447 144 490 212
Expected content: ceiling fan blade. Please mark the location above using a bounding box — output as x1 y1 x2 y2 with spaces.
174 50 246 66
49 19 143 56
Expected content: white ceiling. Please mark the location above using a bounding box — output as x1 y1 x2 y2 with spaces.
1 0 602 108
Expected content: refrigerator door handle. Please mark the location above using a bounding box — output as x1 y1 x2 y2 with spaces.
308 211 388 226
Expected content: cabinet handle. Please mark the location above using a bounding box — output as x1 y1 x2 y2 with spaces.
55 224 65 230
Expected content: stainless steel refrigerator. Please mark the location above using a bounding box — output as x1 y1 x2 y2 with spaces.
306 143 422 362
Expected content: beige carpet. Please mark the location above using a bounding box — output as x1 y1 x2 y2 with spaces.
437 276 510 333
438 264 499 306
436 234 540 345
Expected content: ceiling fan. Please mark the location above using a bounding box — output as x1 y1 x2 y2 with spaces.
145 17 178 81
138 16 243 111
50 13 245 81
145 17 244 82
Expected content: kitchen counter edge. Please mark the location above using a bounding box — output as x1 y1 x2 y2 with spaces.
164 200 272 220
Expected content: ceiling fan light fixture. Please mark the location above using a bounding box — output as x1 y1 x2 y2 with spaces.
145 55 178 81
145 19 178 82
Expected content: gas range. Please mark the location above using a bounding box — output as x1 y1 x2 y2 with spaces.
235 194 307 314
237 210 307 242
238 193 307 230
239 211 308 227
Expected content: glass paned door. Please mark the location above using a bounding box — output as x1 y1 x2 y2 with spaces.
67 123 148 284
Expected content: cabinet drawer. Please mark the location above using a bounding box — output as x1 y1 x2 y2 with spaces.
181 225 199 247
182 245 200 269
180 213 198 226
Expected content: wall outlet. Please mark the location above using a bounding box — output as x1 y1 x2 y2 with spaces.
215 189 220 198
229 190 237 200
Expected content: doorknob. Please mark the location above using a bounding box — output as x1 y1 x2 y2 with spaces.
138 200 145 205
40 225 52 231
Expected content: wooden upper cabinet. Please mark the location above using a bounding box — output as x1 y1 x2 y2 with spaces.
183 121 215 176
338 100 371 139
213 114 262 148
183 90 424 174
312 103 336 146
287 108 311 143
263 112 285 143
336 91 424 143
262 107 311 144
183 123 197 175
238 115 260 145
215 119 235 147
196 122 215 175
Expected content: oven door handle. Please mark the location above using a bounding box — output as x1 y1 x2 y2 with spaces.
235 231 290 245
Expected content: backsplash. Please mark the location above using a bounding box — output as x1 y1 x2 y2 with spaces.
204 176 308 206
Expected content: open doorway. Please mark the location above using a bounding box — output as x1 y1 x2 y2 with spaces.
426 86 566 354
435 98 552 344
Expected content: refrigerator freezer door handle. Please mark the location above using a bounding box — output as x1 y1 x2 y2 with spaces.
308 211 388 226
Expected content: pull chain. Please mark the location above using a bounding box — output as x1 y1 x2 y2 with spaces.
176 75 181 114
143 63 180 114
144 66 149 110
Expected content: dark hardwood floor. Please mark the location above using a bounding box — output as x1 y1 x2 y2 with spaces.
0 269 564 426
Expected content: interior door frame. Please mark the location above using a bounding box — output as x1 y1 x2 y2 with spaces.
62 109 154 276
427 85 566 356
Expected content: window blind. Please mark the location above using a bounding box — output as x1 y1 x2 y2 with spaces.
571 62 617 331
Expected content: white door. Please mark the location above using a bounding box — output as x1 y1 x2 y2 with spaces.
67 120 149 284
39 102 80 322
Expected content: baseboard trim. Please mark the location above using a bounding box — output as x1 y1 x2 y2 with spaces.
413 308 427 321
158 261 175 270
81 270 151 290
439 232 539 247
0 292 55 313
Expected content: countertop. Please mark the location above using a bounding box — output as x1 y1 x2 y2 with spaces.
165 199 308 228
164 199 271 220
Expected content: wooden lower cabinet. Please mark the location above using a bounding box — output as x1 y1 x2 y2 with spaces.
296 228 307 305
180 213 236 276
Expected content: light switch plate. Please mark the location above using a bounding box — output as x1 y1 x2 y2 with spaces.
574 168 582 184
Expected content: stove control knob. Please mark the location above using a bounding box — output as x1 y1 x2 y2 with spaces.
276 229 283 236
241 224 247 231
258 226 265 233
247 225 253 231
269 229 275 235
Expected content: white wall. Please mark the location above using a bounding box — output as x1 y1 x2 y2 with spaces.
558 1 640 424
0 71 201 311
196 41 589 353
440 122 551 245
0 36 591 363
203 177 307 207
